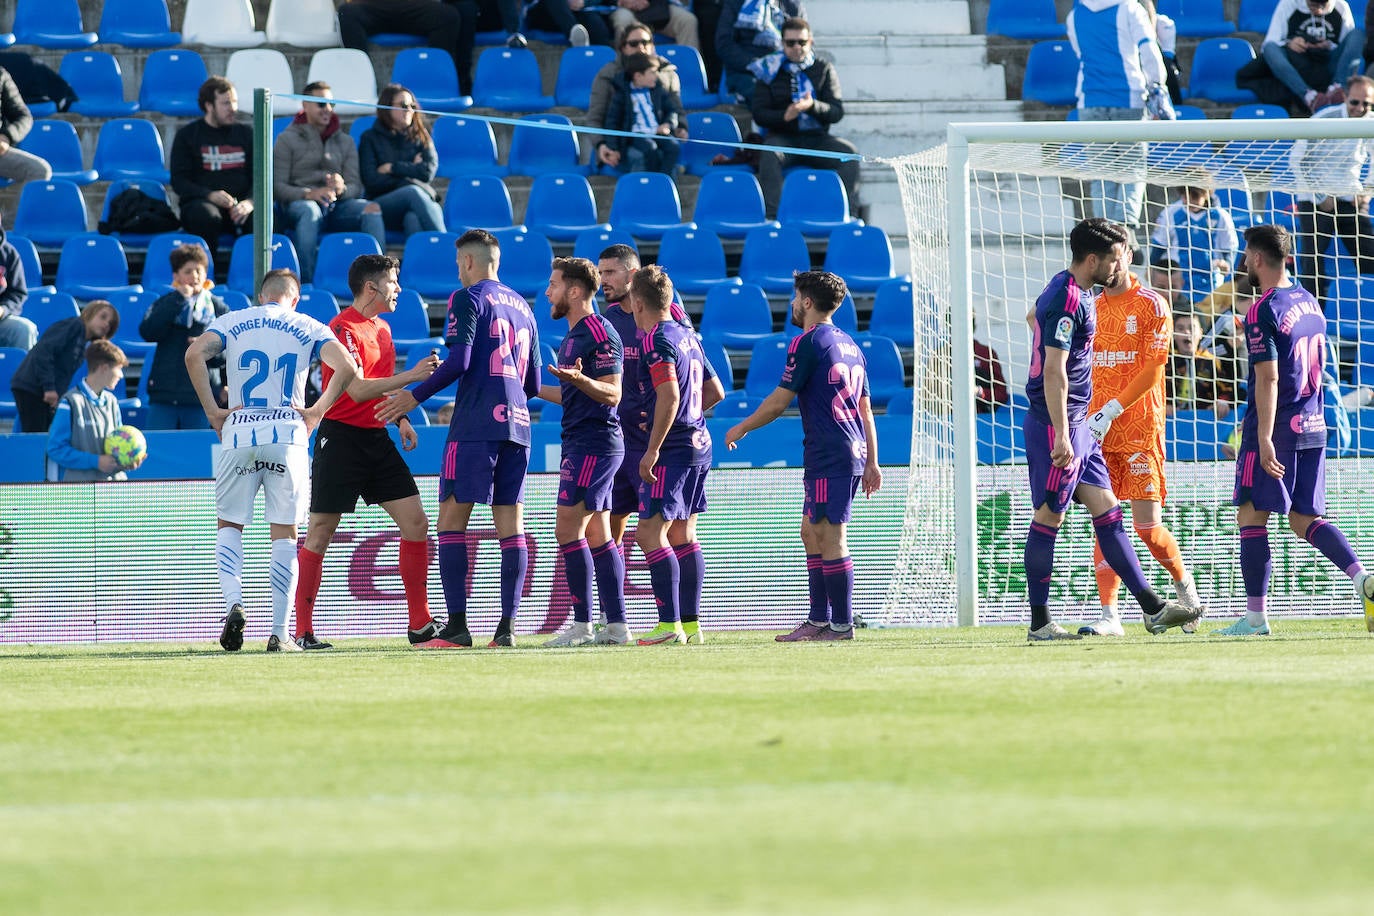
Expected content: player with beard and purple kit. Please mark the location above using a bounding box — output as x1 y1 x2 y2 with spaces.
377 229 541 648
725 270 882 642
1022 218 1199 641
534 256 634 647
629 265 725 645
1217 223 1374 636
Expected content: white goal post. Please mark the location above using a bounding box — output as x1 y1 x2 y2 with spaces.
879 116 1374 628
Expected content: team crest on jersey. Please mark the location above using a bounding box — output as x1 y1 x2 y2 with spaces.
1054 316 1074 346
1125 315 1137 334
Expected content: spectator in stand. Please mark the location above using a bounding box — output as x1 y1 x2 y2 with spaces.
609 1 700 50
274 82 386 284
45 341 141 482
0 65 52 187
527 1 606 47
1289 74 1374 306
717 0 805 102
1148 255 1188 311
588 22 688 172
972 317 1009 413
1066 0 1174 238
171 77 253 262
9 299 118 434
358 84 446 240
1167 312 1231 417
139 244 228 431
473 0 525 47
749 17 858 219
695 1 725 89
1261 0 1363 114
1144 1 1182 103
0 212 36 351
339 0 479 96
1149 185 1238 304
603 54 685 174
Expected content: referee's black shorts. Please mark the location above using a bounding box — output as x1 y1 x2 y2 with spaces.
310 418 420 514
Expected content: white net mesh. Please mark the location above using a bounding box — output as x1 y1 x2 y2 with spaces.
878 119 1374 628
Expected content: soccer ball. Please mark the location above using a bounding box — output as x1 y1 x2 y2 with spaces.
105 425 147 469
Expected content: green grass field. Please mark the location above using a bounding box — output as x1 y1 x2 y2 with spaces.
3 621 1373 914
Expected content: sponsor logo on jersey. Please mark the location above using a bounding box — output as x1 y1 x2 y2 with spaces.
235 460 287 476
1093 349 1140 369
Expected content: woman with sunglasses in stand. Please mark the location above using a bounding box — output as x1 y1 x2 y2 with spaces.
357 84 447 241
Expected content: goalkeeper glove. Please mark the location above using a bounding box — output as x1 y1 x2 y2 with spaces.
1087 399 1123 443
1145 82 1176 121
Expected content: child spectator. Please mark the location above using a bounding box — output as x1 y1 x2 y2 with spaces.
1149 185 1238 304
602 53 684 175
46 340 140 481
9 299 119 433
139 244 228 430
1167 312 1231 417
358 84 445 240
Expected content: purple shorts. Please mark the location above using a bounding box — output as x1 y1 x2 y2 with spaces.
440 440 530 506
558 451 622 512
804 475 861 524
637 462 709 521
1023 413 1112 513
610 447 643 516
1232 444 1326 516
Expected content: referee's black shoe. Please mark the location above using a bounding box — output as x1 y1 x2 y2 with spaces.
295 632 333 650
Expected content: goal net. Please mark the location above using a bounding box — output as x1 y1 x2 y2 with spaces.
878 116 1374 628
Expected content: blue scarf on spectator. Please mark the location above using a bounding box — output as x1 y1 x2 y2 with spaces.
178 288 216 329
736 0 785 50
749 50 820 131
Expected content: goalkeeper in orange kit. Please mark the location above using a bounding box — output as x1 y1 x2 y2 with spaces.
1081 240 1206 635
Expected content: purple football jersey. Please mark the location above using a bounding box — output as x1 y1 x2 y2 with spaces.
603 299 710 451
640 319 712 466
1240 283 1328 451
779 323 870 477
557 312 624 455
1026 269 1097 425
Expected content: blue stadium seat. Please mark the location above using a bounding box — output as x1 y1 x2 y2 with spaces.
93 118 170 183
692 171 779 240
680 111 748 177
524 173 609 241
391 48 473 113
656 227 741 296
607 172 695 240
20 120 96 185
61 52 139 116
867 277 914 347
1328 276 1374 340
98 178 171 250
711 392 763 418
99 0 179 47
1187 38 1260 105
349 115 376 146
220 289 253 311
378 289 436 350
1239 0 1279 34
976 407 1026 464
507 114 587 176
490 228 555 299
106 290 158 360
472 48 554 111
295 288 340 326
739 226 810 294
656 44 717 109
699 283 774 350
0 34 12 49
55 234 142 300
1021 41 1079 106
14 180 90 248
399 231 462 300
536 399 563 425
987 0 1065 39
884 388 914 416
140 233 214 289
1221 108 1292 175
1166 409 1226 461
1156 0 1234 37
6 234 54 293
367 33 425 49
823 226 897 293
554 45 618 109
698 337 735 391
537 341 560 388
777 169 862 238
744 333 793 399
311 232 384 299
273 115 294 142
138 49 209 117
22 290 79 335
854 334 906 408
226 234 301 295
1213 186 1255 236
404 339 448 370
1232 103 1288 120
12 0 97 47
530 291 567 349
442 175 524 234
432 115 507 178
573 227 636 261
1147 138 1223 174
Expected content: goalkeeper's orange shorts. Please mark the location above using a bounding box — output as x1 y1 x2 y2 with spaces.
1103 448 1167 504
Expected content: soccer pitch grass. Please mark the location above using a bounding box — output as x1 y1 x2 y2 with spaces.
3 622 1373 915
